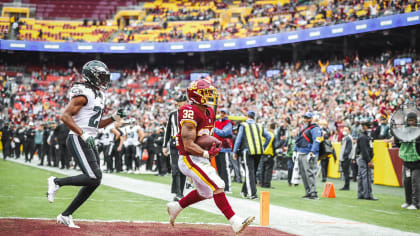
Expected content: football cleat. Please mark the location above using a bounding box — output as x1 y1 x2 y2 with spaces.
57 214 80 228
230 215 255 234
406 205 419 210
401 203 409 208
47 176 60 203
167 201 183 226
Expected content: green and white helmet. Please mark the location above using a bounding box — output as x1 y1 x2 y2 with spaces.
82 60 110 91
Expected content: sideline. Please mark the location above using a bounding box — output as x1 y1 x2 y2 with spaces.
5 159 419 236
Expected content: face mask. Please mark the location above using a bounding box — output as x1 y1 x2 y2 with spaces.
342 131 348 136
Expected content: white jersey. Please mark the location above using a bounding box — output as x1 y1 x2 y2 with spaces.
68 84 106 136
98 128 112 145
124 125 141 146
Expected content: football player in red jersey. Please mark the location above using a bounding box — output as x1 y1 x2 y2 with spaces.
166 79 255 234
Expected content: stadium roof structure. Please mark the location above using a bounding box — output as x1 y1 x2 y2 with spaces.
1 11 419 53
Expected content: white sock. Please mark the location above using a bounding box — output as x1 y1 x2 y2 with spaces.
229 214 239 224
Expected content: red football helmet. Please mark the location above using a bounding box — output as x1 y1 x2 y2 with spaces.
187 79 219 106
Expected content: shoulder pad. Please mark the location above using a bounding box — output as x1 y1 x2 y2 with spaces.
69 84 89 99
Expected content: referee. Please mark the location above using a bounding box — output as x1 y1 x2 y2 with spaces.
163 92 187 201
233 111 271 199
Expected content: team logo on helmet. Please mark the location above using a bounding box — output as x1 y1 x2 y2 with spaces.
82 60 111 91
187 79 219 106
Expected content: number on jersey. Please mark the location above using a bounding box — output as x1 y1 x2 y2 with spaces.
183 110 194 119
88 106 103 128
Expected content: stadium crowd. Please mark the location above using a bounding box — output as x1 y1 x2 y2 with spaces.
118 0 418 42
3 0 417 43
0 49 419 187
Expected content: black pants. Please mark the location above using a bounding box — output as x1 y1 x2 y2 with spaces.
126 145 136 171
351 159 358 181
156 152 168 175
341 159 351 189
241 151 261 197
287 158 294 185
106 144 115 172
40 143 51 166
55 134 102 216
111 145 122 172
320 158 329 181
403 166 420 208
2 140 11 159
97 144 106 166
58 143 70 169
50 144 59 167
170 147 186 197
146 149 155 171
215 152 231 192
100 144 110 169
14 142 22 159
24 140 35 162
261 155 274 188
34 144 43 163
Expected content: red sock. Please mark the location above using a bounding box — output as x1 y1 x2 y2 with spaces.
179 190 204 208
213 192 235 220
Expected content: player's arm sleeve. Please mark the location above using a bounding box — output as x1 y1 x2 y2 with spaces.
214 122 232 138
233 125 244 154
310 127 322 154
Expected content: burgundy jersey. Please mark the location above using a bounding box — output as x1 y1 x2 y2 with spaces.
176 104 215 156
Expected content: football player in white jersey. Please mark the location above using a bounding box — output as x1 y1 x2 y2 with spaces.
123 118 143 173
46 60 126 228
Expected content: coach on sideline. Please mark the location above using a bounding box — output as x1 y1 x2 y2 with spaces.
294 112 322 200
214 107 234 193
233 110 271 199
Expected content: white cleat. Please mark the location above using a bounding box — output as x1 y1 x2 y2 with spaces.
167 201 183 226
406 204 419 210
47 176 60 203
230 215 255 234
401 203 409 208
56 214 80 228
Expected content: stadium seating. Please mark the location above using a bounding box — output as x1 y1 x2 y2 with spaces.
17 18 117 42
2 0 418 42
21 0 137 20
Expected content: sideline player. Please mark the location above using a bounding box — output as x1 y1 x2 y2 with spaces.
46 60 126 228
166 79 255 234
123 118 143 173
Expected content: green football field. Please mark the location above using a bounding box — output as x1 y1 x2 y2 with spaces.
1 159 420 234
117 169 420 233
0 160 226 224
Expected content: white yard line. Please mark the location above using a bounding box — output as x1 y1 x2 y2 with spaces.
372 209 401 215
4 159 419 236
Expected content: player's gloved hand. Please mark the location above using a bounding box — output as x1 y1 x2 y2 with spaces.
112 108 127 122
292 151 297 162
222 139 231 149
81 132 96 150
307 152 316 162
208 142 221 157
202 143 221 158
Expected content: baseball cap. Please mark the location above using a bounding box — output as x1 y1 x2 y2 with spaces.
303 112 313 118
247 110 256 118
220 108 229 114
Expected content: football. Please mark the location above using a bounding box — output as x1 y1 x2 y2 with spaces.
195 135 222 150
